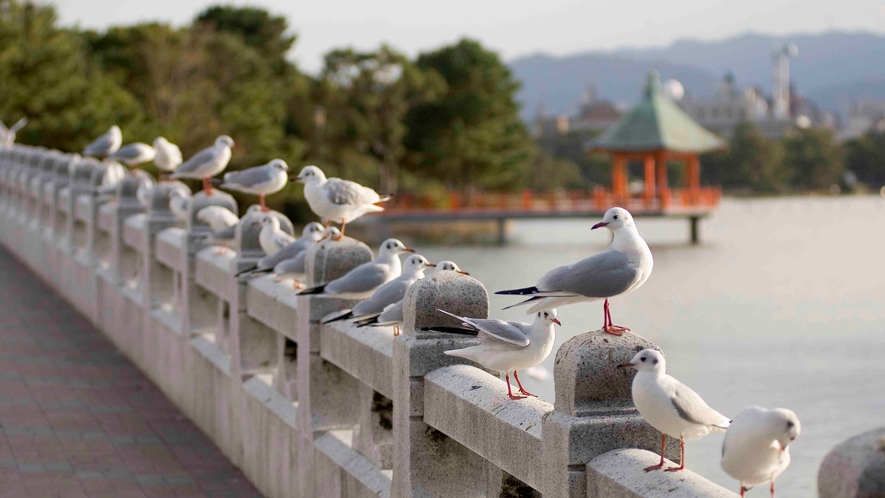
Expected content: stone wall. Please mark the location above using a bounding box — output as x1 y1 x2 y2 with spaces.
0 145 738 497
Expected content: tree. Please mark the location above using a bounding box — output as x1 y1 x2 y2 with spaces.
195 5 294 74
702 123 789 192
782 127 843 190
844 129 885 187
404 39 533 191
0 0 145 151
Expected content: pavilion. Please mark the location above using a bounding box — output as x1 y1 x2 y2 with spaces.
589 72 726 211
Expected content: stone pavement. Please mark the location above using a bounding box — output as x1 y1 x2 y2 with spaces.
0 247 262 498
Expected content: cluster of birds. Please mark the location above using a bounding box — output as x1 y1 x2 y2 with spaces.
74 125 798 496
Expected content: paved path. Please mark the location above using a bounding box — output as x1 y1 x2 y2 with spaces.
0 247 262 498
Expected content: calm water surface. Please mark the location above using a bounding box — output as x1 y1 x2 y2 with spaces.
416 196 885 497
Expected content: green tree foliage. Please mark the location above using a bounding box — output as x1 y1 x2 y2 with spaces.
844 129 885 187
702 123 788 192
404 39 533 191
783 127 843 190
536 129 610 186
0 0 144 151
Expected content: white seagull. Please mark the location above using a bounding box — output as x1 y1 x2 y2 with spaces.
293 165 390 239
0 118 27 147
237 222 325 276
169 135 234 195
153 137 183 174
298 238 413 297
220 159 290 211
618 349 730 472
721 407 801 498
196 206 239 232
107 142 156 167
496 207 653 335
253 213 296 255
355 260 469 335
169 188 191 222
430 308 561 400
322 254 436 327
83 125 122 158
270 227 341 288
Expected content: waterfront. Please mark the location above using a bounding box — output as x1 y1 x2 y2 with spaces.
418 196 885 497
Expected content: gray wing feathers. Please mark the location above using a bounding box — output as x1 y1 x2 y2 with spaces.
671 386 730 429
223 167 272 188
326 178 380 206
84 135 113 156
436 310 530 347
274 257 305 275
352 279 410 316
257 240 309 270
175 147 216 174
538 250 641 297
326 264 388 293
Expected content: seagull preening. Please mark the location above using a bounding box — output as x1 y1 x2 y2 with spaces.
153 137 183 174
322 254 435 329
355 260 469 335
618 349 730 472
428 309 560 400
169 135 234 195
721 407 800 498
298 238 413 297
107 142 156 167
253 213 296 255
293 165 390 239
83 125 122 158
496 207 652 335
220 159 290 211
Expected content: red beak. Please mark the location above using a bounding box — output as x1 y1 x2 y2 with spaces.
616 362 635 369
552 318 562 326
403 247 415 253
426 263 436 267
592 221 608 230
458 270 470 275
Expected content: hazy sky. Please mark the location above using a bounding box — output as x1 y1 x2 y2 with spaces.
55 0 885 74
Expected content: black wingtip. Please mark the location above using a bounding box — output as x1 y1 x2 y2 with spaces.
420 326 479 336
494 286 539 296
298 284 326 295
321 311 354 325
235 265 258 277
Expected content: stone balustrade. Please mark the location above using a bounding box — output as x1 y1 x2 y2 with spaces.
0 145 747 497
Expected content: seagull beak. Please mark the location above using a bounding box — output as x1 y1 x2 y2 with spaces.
403 247 415 253
458 270 470 275
291 176 302 183
552 318 562 326
592 221 608 230
616 362 635 369
426 263 436 268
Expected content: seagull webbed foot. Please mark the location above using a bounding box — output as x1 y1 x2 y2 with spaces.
603 325 629 336
643 463 666 472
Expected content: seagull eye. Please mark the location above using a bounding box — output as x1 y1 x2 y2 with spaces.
786 421 794 429
640 357 646 362
652 359 658 365
613 215 619 220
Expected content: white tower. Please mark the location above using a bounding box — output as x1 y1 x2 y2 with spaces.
772 42 798 120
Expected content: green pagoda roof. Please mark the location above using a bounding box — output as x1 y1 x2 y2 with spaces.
589 73 727 154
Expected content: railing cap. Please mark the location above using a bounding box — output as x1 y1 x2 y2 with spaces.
403 270 489 336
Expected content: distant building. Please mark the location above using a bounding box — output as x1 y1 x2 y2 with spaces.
533 86 624 139
842 101 885 139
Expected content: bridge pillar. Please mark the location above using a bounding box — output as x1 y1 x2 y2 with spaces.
690 216 700 244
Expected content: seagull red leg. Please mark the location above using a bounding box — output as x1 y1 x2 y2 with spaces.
505 373 526 400
664 436 686 472
603 299 630 336
334 219 346 240
513 370 536 397
202 177 214 196
740 487 746 498
260 194 269 212
770 481 775 498
643 433 667 471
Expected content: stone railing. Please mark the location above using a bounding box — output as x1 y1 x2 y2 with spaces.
0 145 744 497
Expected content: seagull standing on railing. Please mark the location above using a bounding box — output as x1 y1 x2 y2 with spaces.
355 261 469 335
269 227 341 289
496 207 652 336
220 159 290 211
197 206 239 233
169 135 234 195
618 349 730 473
83 125 122 158
0 118 27 147
153 137 183 176
721 407 800 498
107 143 156 167
298 238 413 297
169 188 191 222
237 222 325 276
426 308 560 400
322 254 435 329
253 213 295 255
292 165 390 240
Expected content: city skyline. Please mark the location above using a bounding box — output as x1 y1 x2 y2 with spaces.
55 0 885 74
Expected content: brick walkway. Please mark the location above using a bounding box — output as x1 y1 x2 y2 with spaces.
0 247 262 498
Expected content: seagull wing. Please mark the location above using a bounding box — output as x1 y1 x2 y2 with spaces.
537 249 642 298
436 309 531 347
352 278 411 316
83 132 114 156
668 381 731 430
174 146 217 175
326 263 388 294
223 166 274 189
325 178 381 206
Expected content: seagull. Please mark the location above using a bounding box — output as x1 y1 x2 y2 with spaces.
196 206 239 232
99 160 127 191
721 407 800 498
270 227 341 288
83 125 122 158
253 213 296 255
298 238 413 297
236 222 325 276
322 254 435 326
292 165 390 239
169 188 190 222
496 207 653 336
220 159 290 211
169 135 234 195
355 260 469 335
0 118 27 147
132 170 156 207
618 349 730 472
427 309 561 400
107 142 156 167
153 137 183 174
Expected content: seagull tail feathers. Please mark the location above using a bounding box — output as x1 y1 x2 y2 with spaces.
495 286 540 296
321 311 354 325
353 316 379 328
501 296 544 310
421 326 479 336
298 284 326 295
235 264 259 277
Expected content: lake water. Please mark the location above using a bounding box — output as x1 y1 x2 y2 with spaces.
416 196 885 497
